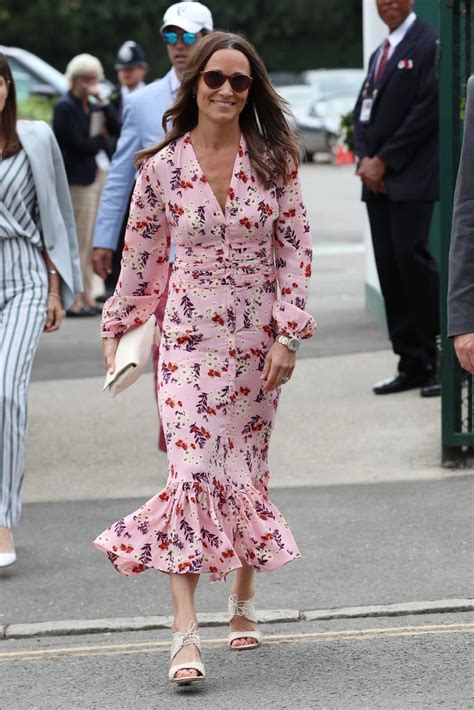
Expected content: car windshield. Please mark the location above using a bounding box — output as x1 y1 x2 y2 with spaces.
277 86 316 111
304 70 365 97
312 95 355 118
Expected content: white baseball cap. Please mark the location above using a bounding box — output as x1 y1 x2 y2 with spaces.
161 2 214 34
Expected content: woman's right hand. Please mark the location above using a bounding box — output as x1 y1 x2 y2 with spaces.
103 337 120 374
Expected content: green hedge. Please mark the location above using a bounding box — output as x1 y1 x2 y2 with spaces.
17 96 54 123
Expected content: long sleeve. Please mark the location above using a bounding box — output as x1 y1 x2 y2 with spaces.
353 51 376 160
92 99 141 250
101 156 170 338
48 125 83 296
53 101 107 158
448 76 474 336
272 162 316 340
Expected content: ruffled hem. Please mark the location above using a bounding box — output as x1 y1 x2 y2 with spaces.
272 300 316 340
92 479 300 582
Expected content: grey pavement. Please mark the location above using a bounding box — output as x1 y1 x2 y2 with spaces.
1 478 473 628
2 164 473 708
2 614 473 709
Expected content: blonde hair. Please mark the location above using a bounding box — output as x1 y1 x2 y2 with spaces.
65 53 104 88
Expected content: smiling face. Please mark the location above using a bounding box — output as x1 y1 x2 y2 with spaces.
195 48 251 128
0 74 9 114
376 0 414 32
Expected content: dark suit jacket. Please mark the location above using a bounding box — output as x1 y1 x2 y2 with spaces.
448 76 474 336
353 18 439 202
53 92 120 186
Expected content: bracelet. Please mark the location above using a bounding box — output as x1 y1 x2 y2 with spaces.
48 293 61 300
48 269 58 275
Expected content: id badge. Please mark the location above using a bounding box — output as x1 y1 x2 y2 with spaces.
359 98 373 123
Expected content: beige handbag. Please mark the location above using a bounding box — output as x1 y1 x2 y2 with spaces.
103 315 160 397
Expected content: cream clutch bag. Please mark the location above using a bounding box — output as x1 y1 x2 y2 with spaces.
103 315 160 397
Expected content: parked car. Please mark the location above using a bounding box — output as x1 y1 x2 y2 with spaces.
278 84 352 162
1 46 67 101
302 68 365 99
0 46 113 102
297 93 356 161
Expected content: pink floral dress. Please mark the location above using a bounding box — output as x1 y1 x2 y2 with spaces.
93 134 316 581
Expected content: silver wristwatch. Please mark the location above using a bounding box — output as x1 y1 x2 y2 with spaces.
276 334 300 352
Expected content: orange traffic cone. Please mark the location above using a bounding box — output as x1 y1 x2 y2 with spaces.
335 144 355 165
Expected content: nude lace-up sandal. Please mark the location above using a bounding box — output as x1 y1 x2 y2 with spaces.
169 621 206 685
228 594 263 650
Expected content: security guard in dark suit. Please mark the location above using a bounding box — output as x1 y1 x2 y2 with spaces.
354 0 440 397
97 41 148 302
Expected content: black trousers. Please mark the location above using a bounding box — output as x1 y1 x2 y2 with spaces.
366 197 440 374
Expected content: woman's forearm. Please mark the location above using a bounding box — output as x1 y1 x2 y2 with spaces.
42 249 61 297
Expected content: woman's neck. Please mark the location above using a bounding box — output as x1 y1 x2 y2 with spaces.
191 117 240 152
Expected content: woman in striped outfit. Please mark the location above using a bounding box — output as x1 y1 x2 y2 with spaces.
0 54 82 567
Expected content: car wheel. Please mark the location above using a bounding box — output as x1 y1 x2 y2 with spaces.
304 149 315 163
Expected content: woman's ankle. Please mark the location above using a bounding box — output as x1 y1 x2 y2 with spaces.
172 616 198 632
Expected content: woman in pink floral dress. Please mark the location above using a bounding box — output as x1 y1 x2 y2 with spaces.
94 31 315 685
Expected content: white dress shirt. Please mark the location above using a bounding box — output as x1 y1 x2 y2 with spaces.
375 12 417 75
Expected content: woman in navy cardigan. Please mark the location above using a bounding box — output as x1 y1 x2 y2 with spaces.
53 53 120 316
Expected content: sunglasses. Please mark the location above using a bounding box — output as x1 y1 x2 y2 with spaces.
200 70 252 93
162 31 198 46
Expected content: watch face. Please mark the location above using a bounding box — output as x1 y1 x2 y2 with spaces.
288 338 300 351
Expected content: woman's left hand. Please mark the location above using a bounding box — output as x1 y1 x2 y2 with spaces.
44 294 65 333
260 342 296 393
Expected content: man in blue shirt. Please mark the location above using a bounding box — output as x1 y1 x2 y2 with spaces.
92 1 213 281
93 2 213 453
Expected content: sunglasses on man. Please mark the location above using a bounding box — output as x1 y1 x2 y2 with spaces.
162 31 198 46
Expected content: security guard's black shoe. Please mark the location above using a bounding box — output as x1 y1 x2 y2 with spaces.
420 375 441 398
373 372 432 395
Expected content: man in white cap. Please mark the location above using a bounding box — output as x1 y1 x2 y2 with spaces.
92 1 213 452
92 1 213 282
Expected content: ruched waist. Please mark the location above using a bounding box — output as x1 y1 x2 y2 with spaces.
172 243 277 287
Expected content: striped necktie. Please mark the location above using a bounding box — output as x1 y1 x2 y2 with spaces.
376 39 391 83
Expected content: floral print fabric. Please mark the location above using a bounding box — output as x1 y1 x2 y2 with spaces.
93 134 315 581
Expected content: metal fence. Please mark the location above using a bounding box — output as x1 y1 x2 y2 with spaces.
439 0 474 463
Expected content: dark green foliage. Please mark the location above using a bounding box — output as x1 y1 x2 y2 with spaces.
0 0 362 80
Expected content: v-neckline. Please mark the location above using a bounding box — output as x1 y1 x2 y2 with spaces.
187 132 243 218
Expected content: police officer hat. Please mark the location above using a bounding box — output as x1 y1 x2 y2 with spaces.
115 41 148 70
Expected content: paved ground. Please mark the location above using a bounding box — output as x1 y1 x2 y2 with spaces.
3 164 473 709
1 615 472 709
2 478 473 625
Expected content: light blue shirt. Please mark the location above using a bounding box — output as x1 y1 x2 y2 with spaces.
92 67 180 251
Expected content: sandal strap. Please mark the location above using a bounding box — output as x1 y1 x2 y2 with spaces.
228 593 258 623
170 621 202 662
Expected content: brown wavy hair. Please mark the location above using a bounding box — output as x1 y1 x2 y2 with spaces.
136 32 300 185
0 54 21 159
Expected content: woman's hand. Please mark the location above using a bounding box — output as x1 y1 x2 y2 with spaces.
103 337 120 374
44 294 65 332
260 342 296 393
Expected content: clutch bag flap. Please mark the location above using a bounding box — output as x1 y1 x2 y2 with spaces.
103 315 159 397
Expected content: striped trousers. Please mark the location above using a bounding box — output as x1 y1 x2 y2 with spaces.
0 238 47 528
